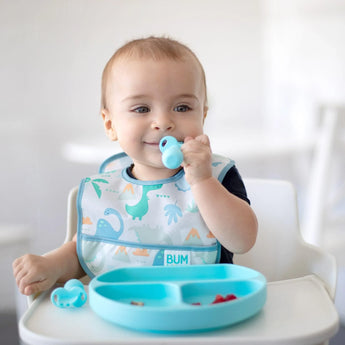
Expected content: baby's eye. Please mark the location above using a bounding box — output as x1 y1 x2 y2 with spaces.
174 105 191 112
133 106 150 113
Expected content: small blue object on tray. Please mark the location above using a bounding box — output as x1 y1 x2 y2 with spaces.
51 279 87 308
89 264 267 332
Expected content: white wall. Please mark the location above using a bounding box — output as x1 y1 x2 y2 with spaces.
262 0 345 241
263 0 345 135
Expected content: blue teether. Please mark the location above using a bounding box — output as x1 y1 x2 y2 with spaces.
159 136 183 169
51 279 87 308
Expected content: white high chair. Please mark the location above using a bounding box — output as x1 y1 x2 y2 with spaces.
22 178 338 345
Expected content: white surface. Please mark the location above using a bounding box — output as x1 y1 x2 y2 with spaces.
19 275 339 345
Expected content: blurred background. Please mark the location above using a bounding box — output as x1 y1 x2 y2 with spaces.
0 0 344 337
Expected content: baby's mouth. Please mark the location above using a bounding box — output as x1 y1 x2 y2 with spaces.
144 141 160 148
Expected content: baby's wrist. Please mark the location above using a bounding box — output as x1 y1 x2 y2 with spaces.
184 164 212 186
189 175 214 188
44 250 68 281
44 255 62 280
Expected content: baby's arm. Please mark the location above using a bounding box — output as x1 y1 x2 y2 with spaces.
13 235 85 296
182 135 258 254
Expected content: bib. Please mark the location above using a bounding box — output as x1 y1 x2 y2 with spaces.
77 153 234 278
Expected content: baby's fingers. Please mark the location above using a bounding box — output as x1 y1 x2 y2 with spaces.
14 267 28 288
13 265 21 281
19 272 47 295
24 279 51 296
12 256 24 277
195 134 210 146
13 261 29 291
17 270 35 294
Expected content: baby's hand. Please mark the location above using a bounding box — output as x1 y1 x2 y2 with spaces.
181 134 212 186
13 254 60 296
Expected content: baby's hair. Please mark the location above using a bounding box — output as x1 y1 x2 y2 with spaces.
101 36 207 110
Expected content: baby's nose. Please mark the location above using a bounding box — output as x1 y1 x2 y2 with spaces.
151 113 174 131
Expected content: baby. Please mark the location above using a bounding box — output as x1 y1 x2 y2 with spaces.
13 36 257 295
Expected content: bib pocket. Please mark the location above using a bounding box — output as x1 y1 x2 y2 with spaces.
78 235 221 278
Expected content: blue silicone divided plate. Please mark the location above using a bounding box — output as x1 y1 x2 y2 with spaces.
89 264 267 332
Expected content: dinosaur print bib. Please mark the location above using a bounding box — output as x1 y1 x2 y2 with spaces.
77 153 235 278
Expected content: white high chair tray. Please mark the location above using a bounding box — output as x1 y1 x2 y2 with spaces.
19 275 339 345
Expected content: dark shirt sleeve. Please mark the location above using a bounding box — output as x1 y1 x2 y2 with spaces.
219 165 250 264
221 165 250 204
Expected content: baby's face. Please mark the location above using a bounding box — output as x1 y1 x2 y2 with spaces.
103 56 207 180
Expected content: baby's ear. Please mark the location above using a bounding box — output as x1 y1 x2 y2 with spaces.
203 105 208 123
101 109 117 141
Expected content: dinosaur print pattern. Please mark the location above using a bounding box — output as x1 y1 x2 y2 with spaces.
77 153 234 276
96 208 124 240
125 184 162 220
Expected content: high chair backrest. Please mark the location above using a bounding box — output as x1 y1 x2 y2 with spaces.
65 186 79 243
66 179 336 298
237 178 336 298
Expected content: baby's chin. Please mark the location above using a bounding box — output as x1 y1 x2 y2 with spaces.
131 161 180 181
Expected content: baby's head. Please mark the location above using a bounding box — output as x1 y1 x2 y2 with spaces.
101 36 207 112
100 37 208 179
